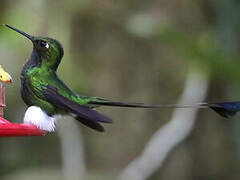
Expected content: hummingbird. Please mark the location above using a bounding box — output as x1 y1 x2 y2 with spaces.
4 24 239 132
0 65 12 84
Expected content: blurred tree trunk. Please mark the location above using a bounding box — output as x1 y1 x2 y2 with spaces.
58 118 86 180
118 69 208 180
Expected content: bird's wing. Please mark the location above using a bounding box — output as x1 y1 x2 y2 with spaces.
43 85 112 132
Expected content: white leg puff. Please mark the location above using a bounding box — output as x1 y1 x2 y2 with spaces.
23 106 56 132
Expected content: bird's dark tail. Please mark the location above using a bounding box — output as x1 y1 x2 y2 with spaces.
89 100 240 118
206 102 238 118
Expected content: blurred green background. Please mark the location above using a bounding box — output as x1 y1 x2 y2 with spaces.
0 0 240 179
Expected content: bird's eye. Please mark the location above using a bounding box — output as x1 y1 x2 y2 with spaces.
39 40 49 49
0 75 2 78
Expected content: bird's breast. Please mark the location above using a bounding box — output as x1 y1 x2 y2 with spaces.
20 73 34 106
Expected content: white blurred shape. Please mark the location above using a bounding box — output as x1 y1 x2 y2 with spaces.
23 106 56 132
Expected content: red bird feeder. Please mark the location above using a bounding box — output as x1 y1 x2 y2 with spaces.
0 84 46 137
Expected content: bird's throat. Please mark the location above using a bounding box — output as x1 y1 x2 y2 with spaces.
22 49 42 74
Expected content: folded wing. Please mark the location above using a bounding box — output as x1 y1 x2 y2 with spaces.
43 85 112 132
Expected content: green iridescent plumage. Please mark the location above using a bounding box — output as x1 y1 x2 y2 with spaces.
5 24 111 131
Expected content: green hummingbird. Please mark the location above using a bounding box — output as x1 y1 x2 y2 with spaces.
4 24 237 132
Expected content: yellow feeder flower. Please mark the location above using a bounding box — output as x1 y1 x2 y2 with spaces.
0 66 12 84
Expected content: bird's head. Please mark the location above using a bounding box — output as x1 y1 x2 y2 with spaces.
0 66 12 84
4 24 64 71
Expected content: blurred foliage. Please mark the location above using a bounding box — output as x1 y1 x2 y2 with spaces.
0 0 240 180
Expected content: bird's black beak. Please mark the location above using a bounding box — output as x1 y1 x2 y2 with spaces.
4 24 34 41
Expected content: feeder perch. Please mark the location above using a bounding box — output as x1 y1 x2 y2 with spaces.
0 84 46 137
